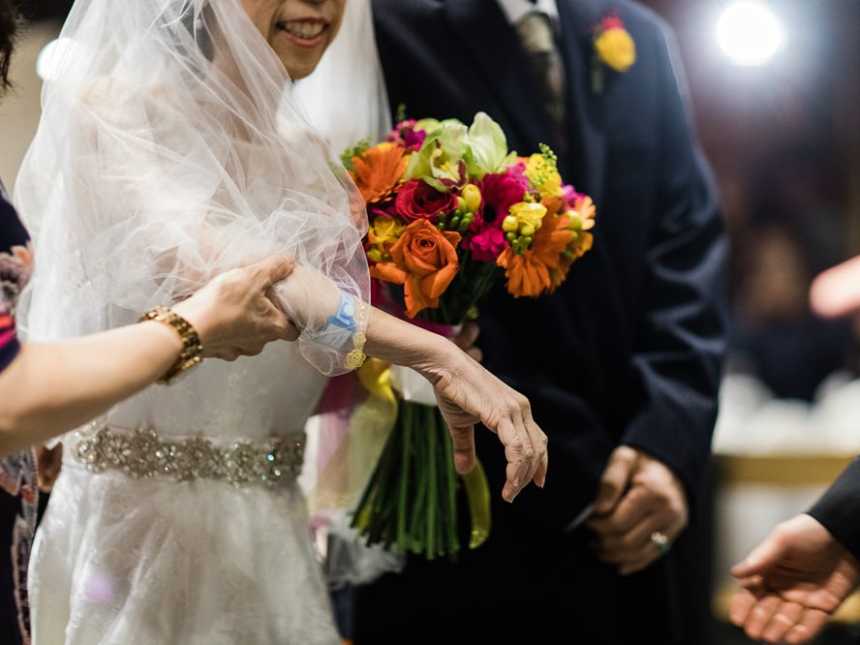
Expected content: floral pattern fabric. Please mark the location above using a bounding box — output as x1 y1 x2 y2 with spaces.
0 187 32 373
0 186 37 645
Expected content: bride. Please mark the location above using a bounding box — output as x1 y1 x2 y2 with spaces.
17 0 548 643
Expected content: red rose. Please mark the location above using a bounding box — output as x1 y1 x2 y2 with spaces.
395 180 458 223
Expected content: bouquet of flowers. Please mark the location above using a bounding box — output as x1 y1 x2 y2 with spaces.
344 113 595 558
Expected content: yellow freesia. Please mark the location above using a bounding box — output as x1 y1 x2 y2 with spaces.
368 216 404 247
526 153 563 199
510 201 547 234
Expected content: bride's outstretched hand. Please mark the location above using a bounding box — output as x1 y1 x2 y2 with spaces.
268 274 547 501
416 347 548 503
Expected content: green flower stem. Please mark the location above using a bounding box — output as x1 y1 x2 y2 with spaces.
407 403 429 553
397 403 413 551
353 420 396 537
426 405 438 559
382 420 408 547
441 409 459 555
372 418 403 545
435 413 447 558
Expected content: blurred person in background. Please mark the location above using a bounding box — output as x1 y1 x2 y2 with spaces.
731 224 854 401
729 143 856 401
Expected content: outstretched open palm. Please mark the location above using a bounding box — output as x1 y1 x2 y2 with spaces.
730 514 860 643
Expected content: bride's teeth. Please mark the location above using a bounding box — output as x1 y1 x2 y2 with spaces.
282 21 325 39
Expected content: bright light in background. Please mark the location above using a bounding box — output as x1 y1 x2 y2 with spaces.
717 1 785 67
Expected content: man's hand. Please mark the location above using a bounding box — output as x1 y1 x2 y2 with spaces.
588 446 688 575
729 514 860 644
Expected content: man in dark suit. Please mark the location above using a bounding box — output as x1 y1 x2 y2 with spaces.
356 1 727 642
730 258 860 644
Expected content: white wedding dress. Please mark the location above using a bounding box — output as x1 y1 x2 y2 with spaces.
29 347 340 644
14 0 389 643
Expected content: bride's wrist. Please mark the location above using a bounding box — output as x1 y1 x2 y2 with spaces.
410 334 461 385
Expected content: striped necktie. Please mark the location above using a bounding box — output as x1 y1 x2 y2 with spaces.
516 11 567 144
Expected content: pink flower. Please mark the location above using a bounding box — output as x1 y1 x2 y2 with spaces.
467 227 508 263
599 15 625 32
473 165 528 231
562 184 585 209
387 119 427 152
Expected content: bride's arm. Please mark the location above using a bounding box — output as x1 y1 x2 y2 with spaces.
366 307 548 502
0 257 295 456
276 266 549 502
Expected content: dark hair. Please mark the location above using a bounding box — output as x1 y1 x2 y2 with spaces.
0 0 18 91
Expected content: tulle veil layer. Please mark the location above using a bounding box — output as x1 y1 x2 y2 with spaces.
17 0 370 376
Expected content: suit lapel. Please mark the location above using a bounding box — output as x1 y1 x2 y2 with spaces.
444 0 555 152
557 0 608 209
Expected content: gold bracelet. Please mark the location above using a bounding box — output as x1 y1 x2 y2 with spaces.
345 298 369 370
139 306 204 384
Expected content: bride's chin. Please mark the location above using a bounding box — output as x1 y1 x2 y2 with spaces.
285 62 317 81
273 42 329 80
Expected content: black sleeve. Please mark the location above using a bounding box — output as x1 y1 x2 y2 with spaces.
620 20 729 504
809 459 860 560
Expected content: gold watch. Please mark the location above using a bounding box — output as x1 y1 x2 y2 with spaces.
139 306 204 384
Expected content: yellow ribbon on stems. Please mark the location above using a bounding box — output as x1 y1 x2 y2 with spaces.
351 359 492 558
462 460 491 549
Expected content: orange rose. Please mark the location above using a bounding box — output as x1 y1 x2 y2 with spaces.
352 143 408 205
371 219 461 318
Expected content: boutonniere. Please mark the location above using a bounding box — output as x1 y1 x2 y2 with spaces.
592 13 636 93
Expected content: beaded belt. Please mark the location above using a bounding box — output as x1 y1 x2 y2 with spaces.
71 425 305 489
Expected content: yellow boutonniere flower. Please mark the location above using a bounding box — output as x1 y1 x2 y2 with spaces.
595 15 636 72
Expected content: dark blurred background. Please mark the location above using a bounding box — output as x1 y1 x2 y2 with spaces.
642 2 860 643
652 0 860 398
4 1 860 643
16 0 73 21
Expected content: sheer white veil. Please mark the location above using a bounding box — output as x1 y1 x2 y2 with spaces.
16 0 370 375
292 0 404 585
295 0 391 155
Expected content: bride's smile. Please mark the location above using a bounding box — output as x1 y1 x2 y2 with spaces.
242 0 346 80
277 17 327 44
